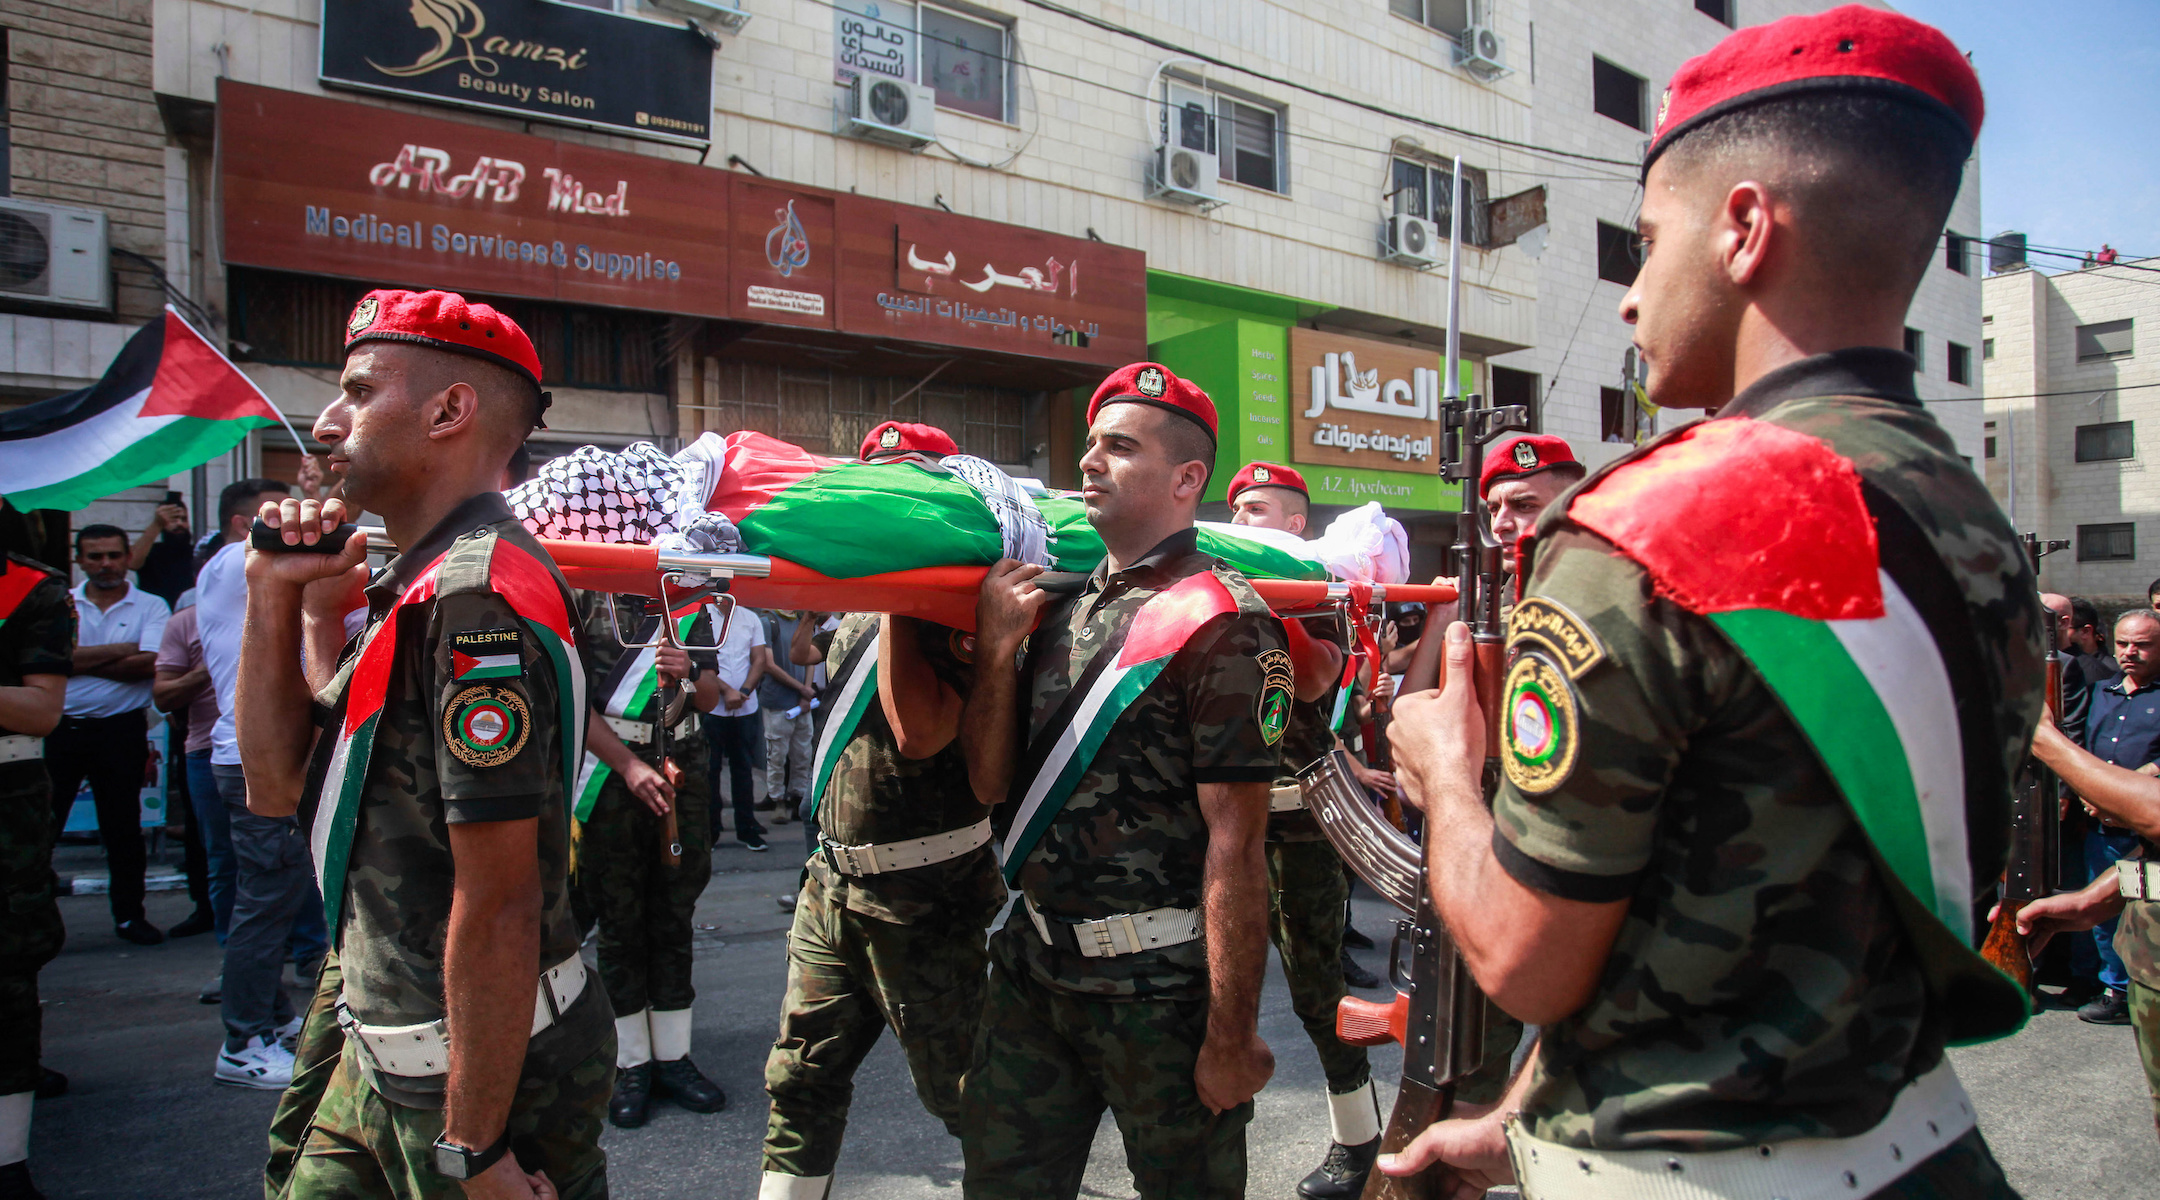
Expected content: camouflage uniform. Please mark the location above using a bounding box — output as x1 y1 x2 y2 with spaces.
1494 350 2035 1194
265 954 343 1199
0 555 72 1106
2114 837 2160 1135
570 592 715 1020
763 614 1005 1181
961 529 1288 1200
280 493 613 1199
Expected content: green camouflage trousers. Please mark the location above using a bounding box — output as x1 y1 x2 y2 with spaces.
1266 839 1368 1095
265 953 344 1199
958 932 1250 1200
573 753 712 1015
0 763 61 1097
281 1031 613 1199
762 875 989 1178
2133 979 2160 1139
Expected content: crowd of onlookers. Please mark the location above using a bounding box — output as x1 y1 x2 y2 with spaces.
2041 587 2160 1025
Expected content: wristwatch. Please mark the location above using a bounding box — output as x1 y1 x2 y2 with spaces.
431 1130 511 1181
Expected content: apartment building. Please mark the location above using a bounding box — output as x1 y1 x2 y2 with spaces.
1510 0 1986 467
1984 257 2160 601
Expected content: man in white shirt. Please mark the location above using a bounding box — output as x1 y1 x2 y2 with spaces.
701 602 771 851
48 524 169 945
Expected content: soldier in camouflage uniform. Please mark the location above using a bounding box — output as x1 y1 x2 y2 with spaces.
758 421 1006 1200
571 589 724 1128
0 546 72 1200
1382 12 2040 1197
240 290 611 1200
2023 715 2160 1135
960 365 1286 1200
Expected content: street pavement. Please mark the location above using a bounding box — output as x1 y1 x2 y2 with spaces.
26 836 2160 1199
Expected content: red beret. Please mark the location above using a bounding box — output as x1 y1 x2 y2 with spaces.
1482 434 1581 496
1087 362 1217 443
1646 5 1983 174
860 420 958 461
1227 461 1307 503
344 289 550 425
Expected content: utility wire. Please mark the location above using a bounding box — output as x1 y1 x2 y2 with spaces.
1982 380 2160 403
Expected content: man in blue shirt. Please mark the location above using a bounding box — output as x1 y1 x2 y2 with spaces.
2077 609 2160 1024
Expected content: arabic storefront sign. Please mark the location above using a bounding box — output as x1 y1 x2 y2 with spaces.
1288 327 1443 475
219 80 729 317
834 0 916 86
730 182 839 328
320 0 714 146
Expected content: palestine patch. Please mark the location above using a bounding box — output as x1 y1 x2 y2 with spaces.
450 627 524 681
1507 597 1604 679
1502 652 1577 794
1257 646 1294 746
443 684 531 768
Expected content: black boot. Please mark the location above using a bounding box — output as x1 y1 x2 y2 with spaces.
1297 1137 1380 1199
0 1161 45 1200
1342 923 1375 950
651 1056 727 1113
1340 949 1380 989
609 1062 654 1128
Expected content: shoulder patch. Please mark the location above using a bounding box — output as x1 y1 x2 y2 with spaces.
443 683 530 768
451 627 524 680
1501 652 1578 795
1256 647 1294 746
1507 596 1605 679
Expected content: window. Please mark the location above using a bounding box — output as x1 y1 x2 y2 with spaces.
2076 421 2135 462
1391 157 1491 245
1218 96 1283 192
1904 327 1924 370
0 31 10 196
920 5 1009 122
1694 0 1733 24
2078 522 2136 562
1948 341 1971 385
2076 318 2135 362
1596 221 1639 286
1983 338 1994 360
1984 436 1997 459
1389 0 1473 36
1600 386 1638 443
1491 366 1540 432
1592 57 1646 130
1944 231 1971 275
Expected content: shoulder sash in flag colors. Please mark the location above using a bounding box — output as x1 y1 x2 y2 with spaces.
806 623 880 821
572 601 699 820
999 571 1242 884
0 562 55 632
1569 416 2027 1036
0 308 287 512
312 534 584 931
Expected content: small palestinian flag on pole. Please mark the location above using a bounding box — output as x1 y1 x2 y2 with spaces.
0 307 301 511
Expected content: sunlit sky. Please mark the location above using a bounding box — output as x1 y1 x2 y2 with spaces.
1895 0 2159 271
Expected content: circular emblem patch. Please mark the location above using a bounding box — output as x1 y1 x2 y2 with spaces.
347 296 379 337
442 684 530 769
1501 653 1577 794
1512 440 1540 470
1136 366 1167 398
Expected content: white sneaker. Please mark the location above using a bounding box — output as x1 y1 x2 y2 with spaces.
215 1034 296 1089
275 1014 305 1051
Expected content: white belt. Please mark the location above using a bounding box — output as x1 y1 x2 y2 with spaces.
604 712 697 746
820 818 991 875
1023 894 1202 959
0 735 41 766
1507 1061 1976 1200
2119 858 2160 901
338 952 588 1079
1269 783 1306 813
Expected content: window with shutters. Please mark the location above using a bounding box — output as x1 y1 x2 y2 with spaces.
1217 96 1284 192
2077 522 2136 562
2077 318 2135 362
1391 157 1491 245
2076 421 2135 463
1592 57 1646 130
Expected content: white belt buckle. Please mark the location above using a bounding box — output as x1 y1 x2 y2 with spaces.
2122 860 2153 901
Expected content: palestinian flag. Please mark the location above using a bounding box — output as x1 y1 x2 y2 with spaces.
1569 416 2030 1041
572 601 701 821
0 308 287 511
806 626 878 822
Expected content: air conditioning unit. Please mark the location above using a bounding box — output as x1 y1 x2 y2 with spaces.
1455 24 1508 79
1149 143 1220 206
1384 213 1443 267
843 76 936 148
0 198 109 311
644 0 750 33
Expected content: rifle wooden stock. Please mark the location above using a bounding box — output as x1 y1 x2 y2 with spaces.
1981 652 2063 991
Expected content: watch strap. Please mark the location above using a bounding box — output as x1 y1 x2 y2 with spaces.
433 1128 512 1180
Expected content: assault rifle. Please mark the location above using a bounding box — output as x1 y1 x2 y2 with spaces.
1295 157 1526 1199
1979 532 2069 992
